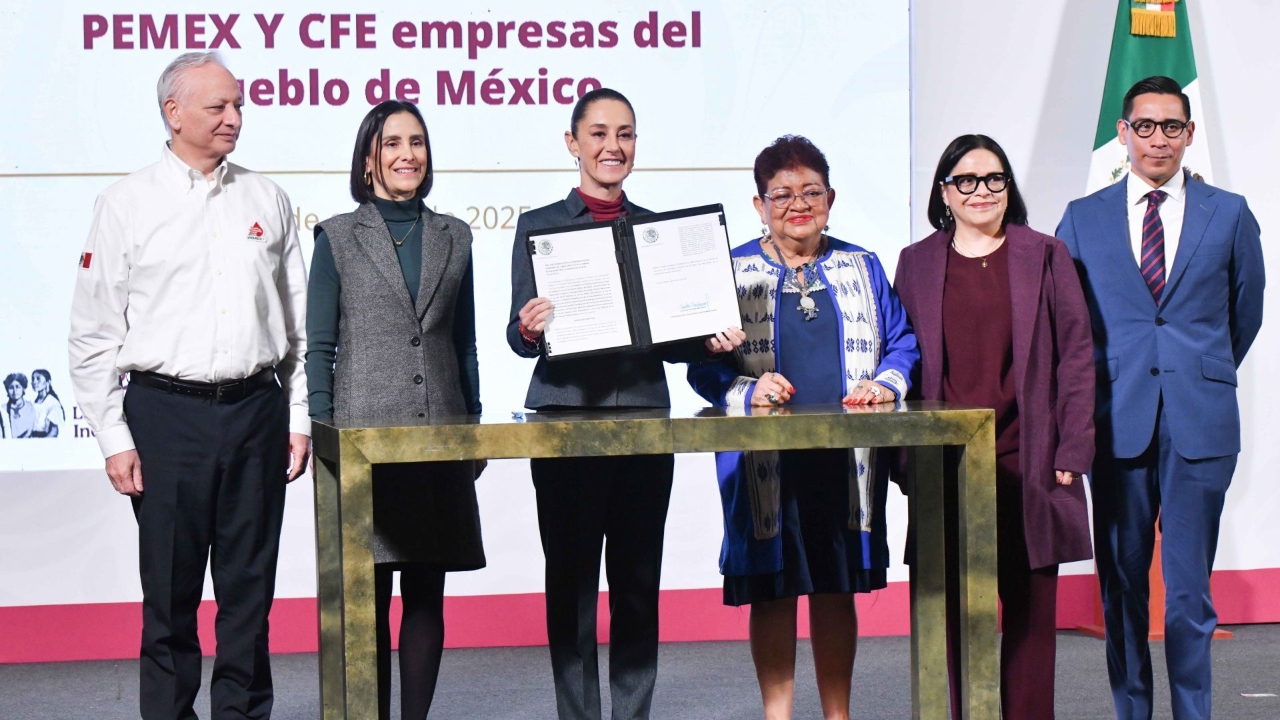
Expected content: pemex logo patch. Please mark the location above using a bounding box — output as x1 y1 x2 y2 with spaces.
246 222 266 243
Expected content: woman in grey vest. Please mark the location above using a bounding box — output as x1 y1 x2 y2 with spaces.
508 88 743 720
306 100 485 720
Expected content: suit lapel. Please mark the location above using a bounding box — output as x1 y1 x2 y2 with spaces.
1095 181 1154 304
1006 226 1044 394
1162 178 1218 308
354 202 417 319
415 210 454 320
914 231 949 399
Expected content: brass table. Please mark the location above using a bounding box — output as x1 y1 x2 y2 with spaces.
311 402 997 719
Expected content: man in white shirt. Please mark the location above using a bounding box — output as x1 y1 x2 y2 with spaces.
68 52 310 720
1058 76 1265 720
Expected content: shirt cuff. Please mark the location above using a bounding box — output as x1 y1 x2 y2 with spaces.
873 369 908 400
725 376 756 415
96 424 136 459
289 406 312 436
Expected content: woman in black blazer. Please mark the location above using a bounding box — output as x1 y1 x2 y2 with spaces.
506 88 742 720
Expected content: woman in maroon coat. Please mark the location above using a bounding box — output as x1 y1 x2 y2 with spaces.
894 134 1095 720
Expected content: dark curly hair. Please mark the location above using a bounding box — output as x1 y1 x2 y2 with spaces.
753 135 831 197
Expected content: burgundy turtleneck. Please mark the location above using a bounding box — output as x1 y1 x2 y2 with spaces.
575 187 627 221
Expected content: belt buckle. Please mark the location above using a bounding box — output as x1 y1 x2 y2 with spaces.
216 380 245 403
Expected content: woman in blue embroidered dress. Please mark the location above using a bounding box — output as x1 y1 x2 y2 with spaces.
688 136 919 720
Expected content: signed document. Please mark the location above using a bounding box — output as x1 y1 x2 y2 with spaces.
529 224 634 358
526 204 740 360
630 211 741 344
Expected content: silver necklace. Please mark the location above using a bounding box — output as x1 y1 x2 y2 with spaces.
766 235 826 321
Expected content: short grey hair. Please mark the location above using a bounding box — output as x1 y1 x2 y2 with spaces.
156 52 228 130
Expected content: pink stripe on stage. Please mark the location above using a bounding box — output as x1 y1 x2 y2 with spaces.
5 570 1280 664
0 597 320 664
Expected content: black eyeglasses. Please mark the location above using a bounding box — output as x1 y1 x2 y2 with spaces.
943 173 1009 195
1123 118 1190 138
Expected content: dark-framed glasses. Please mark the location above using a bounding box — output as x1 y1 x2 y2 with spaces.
761 187 831 208
1124 118 1189 138
943 173 1009 195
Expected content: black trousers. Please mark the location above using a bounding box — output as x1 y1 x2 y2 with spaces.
531 454 675 720
126 381 288 720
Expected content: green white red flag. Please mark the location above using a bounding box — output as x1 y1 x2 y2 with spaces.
1087 0 1212 192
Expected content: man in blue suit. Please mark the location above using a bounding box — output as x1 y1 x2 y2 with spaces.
1058 76 1265 720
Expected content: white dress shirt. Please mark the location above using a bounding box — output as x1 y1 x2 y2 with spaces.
69 144 310 458
1126 168 1186 275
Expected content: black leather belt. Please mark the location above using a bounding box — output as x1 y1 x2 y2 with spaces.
130 367 277 403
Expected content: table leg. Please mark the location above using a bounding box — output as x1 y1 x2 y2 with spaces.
313 452 345 720
908 446 948 720
957 418 999 720
314 436 378 719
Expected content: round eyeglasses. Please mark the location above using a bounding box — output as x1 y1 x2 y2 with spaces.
943 173 1009 195
1123 118 1189 139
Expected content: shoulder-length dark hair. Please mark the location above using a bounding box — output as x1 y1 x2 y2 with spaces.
927 134 1028 231
349 100 433 204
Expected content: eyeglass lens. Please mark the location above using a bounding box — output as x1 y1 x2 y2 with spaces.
766 189 828 207
1130 119 1187 138
949 174 1008 194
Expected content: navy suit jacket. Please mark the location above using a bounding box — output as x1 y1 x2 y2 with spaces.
1057 175 1264 460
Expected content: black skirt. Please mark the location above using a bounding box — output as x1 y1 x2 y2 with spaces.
371 460 486 570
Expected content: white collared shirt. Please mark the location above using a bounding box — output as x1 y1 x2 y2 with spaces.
69 144 310 458
1126 169 1186 275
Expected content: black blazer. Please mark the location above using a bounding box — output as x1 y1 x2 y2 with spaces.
506 189 703 409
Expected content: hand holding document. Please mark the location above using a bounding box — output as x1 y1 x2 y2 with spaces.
528 224 633 357
527 204 741 360
630 210 742 344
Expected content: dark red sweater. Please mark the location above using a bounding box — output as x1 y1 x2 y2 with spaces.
941 241 1020 457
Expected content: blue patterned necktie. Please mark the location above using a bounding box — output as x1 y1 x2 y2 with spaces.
1140 189 1169 302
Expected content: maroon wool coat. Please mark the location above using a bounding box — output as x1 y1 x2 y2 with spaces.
894 224 1096 569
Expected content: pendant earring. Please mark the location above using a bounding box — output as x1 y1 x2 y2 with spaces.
945 205 953 220
364 171 372 187
761 225 770 240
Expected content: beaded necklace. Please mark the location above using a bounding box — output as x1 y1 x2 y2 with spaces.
765 234 827 321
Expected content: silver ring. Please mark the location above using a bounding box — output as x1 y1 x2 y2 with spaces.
867 384 882 398
765 392 780 405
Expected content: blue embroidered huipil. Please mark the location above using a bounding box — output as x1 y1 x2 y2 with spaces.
687 237 920 577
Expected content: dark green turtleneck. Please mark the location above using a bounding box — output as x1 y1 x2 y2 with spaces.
305 197 480 421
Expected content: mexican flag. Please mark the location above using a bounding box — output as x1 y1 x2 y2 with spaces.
1086 0 1212 192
